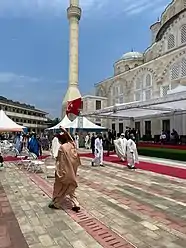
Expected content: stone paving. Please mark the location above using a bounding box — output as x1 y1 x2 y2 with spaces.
1 156 186 247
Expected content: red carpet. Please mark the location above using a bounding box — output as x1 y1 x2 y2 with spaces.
138 143 186 150
4 155 49 162
80 153 186 180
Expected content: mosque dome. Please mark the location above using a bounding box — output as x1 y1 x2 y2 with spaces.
121 51 144 61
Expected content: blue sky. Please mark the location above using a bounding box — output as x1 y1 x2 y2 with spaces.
0 0 171 118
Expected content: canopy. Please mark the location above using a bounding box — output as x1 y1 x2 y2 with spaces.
82 87 186 120
0 110 24 132
167 84 186 94
65 116 107 130
47 115 72 130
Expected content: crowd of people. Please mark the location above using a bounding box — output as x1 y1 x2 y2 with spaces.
68 129 139 170
13 132 43 157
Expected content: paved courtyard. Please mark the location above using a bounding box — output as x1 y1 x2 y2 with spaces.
1 156 186 248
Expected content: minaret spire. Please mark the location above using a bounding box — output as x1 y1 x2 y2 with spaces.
62 0 82 118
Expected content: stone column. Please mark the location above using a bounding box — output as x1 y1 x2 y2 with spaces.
62 0 81 118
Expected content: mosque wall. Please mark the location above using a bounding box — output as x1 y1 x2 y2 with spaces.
84 0 186 136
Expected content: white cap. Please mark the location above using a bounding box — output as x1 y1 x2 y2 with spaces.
121 133 125 136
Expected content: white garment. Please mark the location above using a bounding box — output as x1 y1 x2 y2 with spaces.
51 137 60 158
93 138 103 165
75 135 79 149
117 137 127 161
114 138 125 161
126 139 139 166
85 135 90 149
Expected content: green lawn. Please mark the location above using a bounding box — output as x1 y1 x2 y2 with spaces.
137 147 186 161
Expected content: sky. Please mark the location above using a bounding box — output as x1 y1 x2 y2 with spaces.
0 0 171 118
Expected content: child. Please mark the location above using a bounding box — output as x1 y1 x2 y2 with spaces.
0 153 4 168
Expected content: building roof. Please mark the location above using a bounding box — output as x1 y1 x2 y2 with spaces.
0 96 47 114
82 87 186 120
121 51 144 61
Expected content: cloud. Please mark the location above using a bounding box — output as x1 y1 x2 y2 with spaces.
0 0 170 18
0 72 66 117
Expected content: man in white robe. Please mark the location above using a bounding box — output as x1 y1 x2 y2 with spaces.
92 134 104 167
51 135 60 159
74 133 79 149
117 133 127 161
126 135 139 169
85 133 90 149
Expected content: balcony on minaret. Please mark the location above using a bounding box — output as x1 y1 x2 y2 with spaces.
67 5 81 20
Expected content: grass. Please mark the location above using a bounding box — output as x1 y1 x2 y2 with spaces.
138 147 186 161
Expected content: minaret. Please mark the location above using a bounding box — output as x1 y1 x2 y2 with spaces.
62 0 81 118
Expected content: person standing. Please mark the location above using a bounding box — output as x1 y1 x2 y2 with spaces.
92 134 104 167
28 133 40 157
74 133 79 149
49 127 81 212
117 133 127 161
85 133 90 149
126 134 139 169
51 134 60 159
90 133 96 155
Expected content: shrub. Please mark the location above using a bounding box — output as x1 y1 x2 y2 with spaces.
138 147 186 161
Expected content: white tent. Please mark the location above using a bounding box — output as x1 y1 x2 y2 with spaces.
82 90 186 120
65 116 107 130
47 115 72 130
0 110 24 132
167 84 186 94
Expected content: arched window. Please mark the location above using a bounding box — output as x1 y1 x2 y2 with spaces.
134 64 138 67
145 74 152 87
134 74 152 101
181 58 186 78
167 34 175 50
125 65 130 71
171 63 180 80
180 25 186 44
112 82 125 104
97 88 104 97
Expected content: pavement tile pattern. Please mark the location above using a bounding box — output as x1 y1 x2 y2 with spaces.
0 156 186 248
0 181 29 248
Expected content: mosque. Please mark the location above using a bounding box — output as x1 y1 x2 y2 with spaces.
82 0 186 138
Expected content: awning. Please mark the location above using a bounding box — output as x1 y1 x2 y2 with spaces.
82 88 186 120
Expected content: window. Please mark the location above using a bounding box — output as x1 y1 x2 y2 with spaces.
161 85 170 97
171 63 179 80
145 74 151 87
145 121 151 135
135 122 140 131
112 124 115 130
181 58 186 77
170 60 186 80
112 82 124 104
119 123 123 133
125 65 130 71
162 119 170 132
181 25 186 44
167 34 175 50
135 77 142 90
96 100 101 110
134 74 152 101
144 89 151 100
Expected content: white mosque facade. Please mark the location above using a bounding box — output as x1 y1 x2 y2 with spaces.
82 0 186 137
